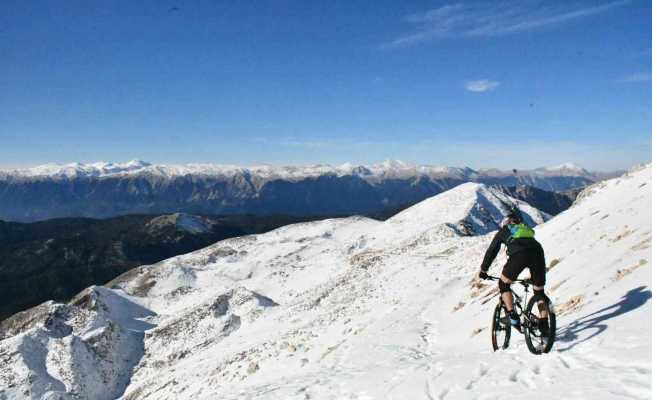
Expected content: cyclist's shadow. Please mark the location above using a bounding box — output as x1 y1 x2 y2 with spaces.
556 286 652 352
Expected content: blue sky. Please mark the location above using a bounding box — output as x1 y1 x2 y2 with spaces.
1 0 650 171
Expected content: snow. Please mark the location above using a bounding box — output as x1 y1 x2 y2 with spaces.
2 160 153 179
539 162 591 177
1 165 651 399
0 159 594 181
544 162 586 172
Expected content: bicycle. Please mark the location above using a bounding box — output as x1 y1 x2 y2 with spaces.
486 275 556 355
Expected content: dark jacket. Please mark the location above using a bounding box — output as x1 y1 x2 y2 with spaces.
480 225 542 272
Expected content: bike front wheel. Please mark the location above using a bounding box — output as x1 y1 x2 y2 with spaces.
491 302 511 351
524 294 556 354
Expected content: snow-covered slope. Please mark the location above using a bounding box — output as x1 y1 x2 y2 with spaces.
1 167 651 399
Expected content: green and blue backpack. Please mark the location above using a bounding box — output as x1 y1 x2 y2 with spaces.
507 223 535 240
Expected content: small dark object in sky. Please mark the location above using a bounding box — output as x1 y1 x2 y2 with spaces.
529 103 534 107
512 169 518 175
168 6 180 12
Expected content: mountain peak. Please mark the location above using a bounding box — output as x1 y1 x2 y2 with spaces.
545 162 586 172
379 159 413 169
385 182 548 237
125 159 152 168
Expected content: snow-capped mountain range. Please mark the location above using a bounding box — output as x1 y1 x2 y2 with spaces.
0 160 600 222
1 163 650 399
0 160 595 180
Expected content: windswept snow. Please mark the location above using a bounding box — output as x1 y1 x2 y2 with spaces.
1 167 652 399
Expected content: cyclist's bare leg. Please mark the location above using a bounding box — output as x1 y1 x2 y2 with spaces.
500 275 514 312
534 285 549 318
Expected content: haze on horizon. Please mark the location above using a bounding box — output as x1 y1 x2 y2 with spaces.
1 1 650 171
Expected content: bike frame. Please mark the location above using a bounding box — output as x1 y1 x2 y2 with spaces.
488 276 538 333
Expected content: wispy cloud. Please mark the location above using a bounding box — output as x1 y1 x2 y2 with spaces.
465 79 500 92
385 0 629 48
618 73 652 83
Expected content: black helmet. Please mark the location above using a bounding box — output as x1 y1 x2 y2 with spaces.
506 208 523 223
500 208 523 227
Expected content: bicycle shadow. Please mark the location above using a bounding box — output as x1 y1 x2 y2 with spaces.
556 286 652 352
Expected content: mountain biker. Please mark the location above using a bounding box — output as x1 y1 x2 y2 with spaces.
478 209 550 336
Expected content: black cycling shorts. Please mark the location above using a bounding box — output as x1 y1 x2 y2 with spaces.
502 246 546 287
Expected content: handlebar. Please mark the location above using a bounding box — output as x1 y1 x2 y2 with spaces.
485 275 532 286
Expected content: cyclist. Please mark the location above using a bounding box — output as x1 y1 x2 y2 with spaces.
478 209 550 336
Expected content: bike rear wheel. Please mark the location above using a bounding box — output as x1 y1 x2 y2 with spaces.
491 302 511 351
524 294 556 354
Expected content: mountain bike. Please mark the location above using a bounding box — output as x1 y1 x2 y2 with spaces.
486 275 556 354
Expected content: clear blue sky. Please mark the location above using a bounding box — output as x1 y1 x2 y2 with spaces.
1 0 650 171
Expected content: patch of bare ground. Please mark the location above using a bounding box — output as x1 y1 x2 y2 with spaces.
349 250 385 270
452 302 465 312
106 264 153 290
557 295 585 316
0 302 57 339
548 258 562 271
631 235 652 251
471 327 486 337
470 279 491 298
614 259 648 281
611 227 637 243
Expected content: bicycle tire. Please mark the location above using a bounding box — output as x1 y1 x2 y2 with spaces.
491 301 511 351
524 294 556 354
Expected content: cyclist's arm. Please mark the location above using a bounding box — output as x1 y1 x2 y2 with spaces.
480 228 506 272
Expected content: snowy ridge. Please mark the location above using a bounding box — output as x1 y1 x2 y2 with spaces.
1 160 154 179
361 183 548 252
544 162 587 173
1 166 651 399
386 183 547 234
0 159 595 181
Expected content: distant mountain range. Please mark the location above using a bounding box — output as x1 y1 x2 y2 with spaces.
0 160 610 222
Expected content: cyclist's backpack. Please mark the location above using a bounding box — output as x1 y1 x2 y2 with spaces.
508 223 535 241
